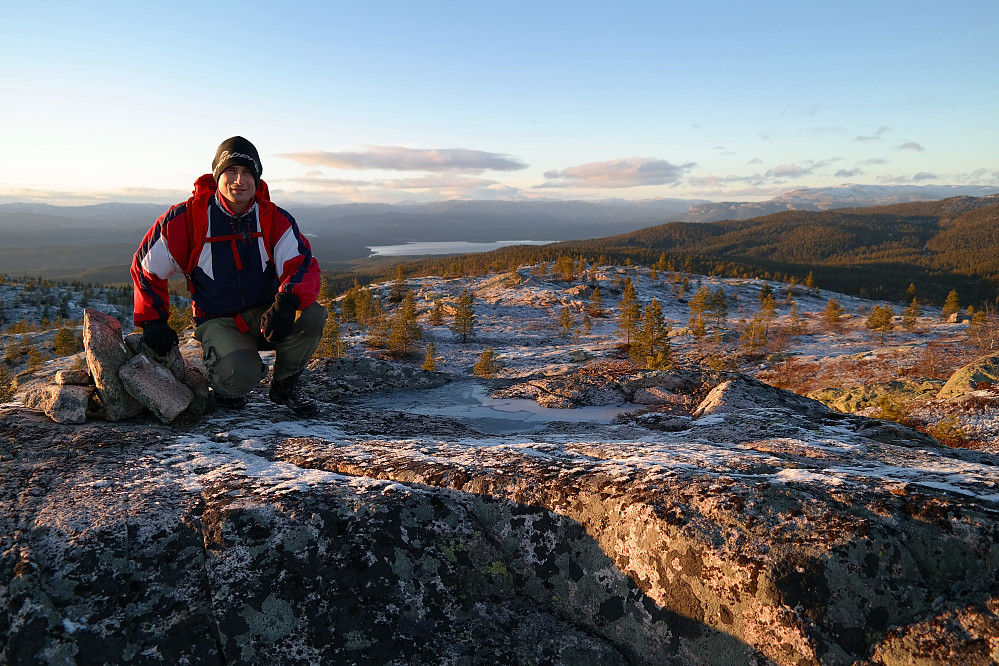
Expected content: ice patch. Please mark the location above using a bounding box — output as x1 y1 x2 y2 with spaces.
774 468 845 486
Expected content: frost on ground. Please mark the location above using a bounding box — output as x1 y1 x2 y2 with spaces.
3 265 999 665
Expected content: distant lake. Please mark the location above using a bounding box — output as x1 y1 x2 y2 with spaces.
368 240 554 256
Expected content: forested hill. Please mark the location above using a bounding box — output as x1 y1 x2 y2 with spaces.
399 195 999 306
555 195 999 305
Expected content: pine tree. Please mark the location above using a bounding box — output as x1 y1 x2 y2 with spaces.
389 265 408 303
366 313 391 349
0 364 14 402
27 346 45 372
688 286 710 339
759 294 777 337
709 287 728 328
740 316 768 352
318 309 348 358
906 283 917 300
630 298 672 369
941 290 960 319
355 288 378 325
968 307 999 352
805 271 817 293
429 298 445 326
823 298 845 328
318 276 335 305
53 327 80 355
554 254 575 281
473 347 500 377
341 279 361 322
388 292 422 356
787 301 807 335
450 290 476 343
901 298 922 330
617 277 640 344
866 304 895 343
558 306 574 337
588 286 604 316
168 299 192 335
422 342 437 371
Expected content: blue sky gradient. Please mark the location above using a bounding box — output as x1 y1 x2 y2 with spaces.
2 0 997 204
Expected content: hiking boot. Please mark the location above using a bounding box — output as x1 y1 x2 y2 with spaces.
269 372 319 417
213 391 248 410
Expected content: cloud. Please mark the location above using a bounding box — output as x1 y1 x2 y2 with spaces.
539 157 695 189
747 158 764 165
285 173 520 201
899 141 925 152
812 126 848 135
854 126 891 142
764 163 819 179
913 172 937 181
0 186 188 205
859 158 889 166
835 169 864 178
279 146 528 173
780 105 819 117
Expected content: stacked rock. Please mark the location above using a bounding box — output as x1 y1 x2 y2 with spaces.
23 308 209 424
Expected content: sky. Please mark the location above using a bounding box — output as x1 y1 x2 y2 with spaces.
2 0 998 206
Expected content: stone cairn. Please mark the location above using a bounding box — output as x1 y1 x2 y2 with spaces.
23 308 209 424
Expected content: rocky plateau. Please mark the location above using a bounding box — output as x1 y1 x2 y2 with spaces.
3 351 999 665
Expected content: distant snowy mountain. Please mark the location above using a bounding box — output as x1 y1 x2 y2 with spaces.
682 184 999 222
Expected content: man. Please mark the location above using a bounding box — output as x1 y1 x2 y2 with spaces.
131 136 327 417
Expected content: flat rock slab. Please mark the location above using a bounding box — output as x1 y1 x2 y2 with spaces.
23 384 95 424
119 354 193 423
54 369 92 386
84 308 143 421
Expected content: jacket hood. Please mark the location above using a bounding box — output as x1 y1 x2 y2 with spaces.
191 173 271 203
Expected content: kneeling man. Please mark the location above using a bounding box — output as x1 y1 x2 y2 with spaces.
131 136 326 417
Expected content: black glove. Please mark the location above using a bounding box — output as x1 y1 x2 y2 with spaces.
142 319 179 356
260 292 300 343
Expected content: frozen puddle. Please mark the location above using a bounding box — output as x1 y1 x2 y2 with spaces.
361 381 642 434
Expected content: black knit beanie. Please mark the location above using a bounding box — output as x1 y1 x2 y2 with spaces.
212 136 262 182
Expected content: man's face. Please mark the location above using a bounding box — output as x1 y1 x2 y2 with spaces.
218 165 256 213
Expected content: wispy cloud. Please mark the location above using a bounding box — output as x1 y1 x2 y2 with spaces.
854 126 891 142
765 163 822 179
811 126 848 135
688 158 833 191
874 168 999 186
538 157 695 189
285 173 520 200
835 168 863 178
899 141 925 152
0 186 188 205
780 105 819 117
279 146 528 173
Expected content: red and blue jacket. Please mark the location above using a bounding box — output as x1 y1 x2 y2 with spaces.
131 174 321 328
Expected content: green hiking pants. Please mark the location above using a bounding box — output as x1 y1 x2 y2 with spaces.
194 301 328 397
